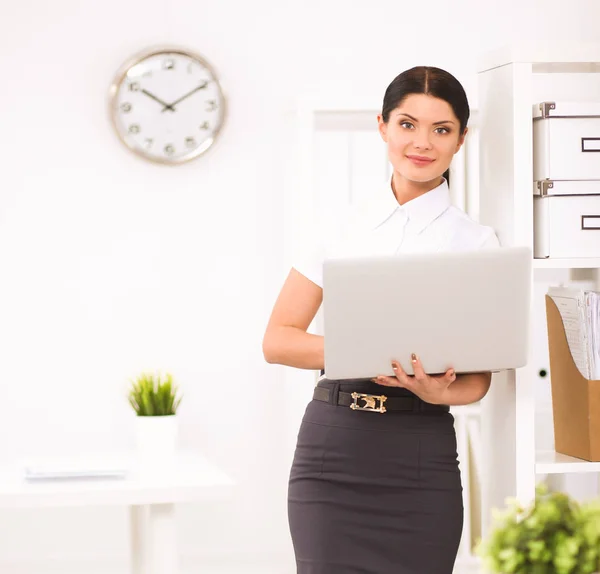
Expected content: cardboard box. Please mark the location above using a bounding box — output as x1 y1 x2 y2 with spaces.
545 294 600 462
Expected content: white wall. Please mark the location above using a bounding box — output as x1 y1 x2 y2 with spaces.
1 0 600 572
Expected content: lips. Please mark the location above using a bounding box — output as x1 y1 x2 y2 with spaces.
406 155 435 166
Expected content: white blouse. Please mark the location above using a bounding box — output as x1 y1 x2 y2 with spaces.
293 179 500 288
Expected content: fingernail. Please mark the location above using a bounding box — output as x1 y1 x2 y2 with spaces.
411 353 417 363
450 369 455 377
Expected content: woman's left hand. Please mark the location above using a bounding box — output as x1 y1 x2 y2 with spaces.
373 353 456 405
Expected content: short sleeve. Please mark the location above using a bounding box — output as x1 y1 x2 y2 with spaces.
291 207 357 287
292 227 325 288
479 227 501 249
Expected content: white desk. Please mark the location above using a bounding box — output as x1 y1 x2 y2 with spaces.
0 452 235 574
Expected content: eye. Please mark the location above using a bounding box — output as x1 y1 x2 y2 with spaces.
399 121 414 129
434 126 450 134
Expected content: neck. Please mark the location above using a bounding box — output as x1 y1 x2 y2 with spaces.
391 173 444 205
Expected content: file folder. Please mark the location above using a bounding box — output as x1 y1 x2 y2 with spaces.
545 294 600 462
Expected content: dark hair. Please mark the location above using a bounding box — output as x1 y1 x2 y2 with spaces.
381 66 470 185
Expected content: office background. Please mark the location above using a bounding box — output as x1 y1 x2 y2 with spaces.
1 1 600 572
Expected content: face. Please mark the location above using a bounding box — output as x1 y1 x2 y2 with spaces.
377 93 466 184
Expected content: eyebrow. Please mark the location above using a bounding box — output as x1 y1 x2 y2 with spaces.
396 112 456 126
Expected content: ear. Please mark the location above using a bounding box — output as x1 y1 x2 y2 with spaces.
455 127 468 153
377 114 388 142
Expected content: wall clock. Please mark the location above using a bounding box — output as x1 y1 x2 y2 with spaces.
108 46 226 164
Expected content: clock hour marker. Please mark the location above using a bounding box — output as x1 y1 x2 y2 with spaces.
144 138 153 149
129 124 140 134
121 102 132 113
206 100 218 112
164 144 175 156
185 137 196 148
128 82 140 92
200 121 210 130
163 58 175 70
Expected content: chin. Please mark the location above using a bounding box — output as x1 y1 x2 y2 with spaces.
400 166 444 184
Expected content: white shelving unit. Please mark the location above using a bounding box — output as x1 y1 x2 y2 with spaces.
536 451 600 475
477 43 600 536
533 258 600 269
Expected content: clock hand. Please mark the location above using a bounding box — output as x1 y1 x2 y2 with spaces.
161 81 209 112
141 89 175 112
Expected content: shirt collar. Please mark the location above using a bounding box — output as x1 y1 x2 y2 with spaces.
370 178 451 233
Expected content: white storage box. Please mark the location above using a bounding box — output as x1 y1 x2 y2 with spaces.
533 102 600 181
533 180 600 258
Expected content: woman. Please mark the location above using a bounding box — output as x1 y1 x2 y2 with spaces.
263 66 499 574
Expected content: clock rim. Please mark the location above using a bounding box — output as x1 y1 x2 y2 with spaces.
108 44 227 166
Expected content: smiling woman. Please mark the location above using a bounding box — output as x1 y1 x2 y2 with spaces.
263 66 499 574
377 66 471 202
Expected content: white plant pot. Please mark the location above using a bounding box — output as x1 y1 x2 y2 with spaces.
134 415 178 469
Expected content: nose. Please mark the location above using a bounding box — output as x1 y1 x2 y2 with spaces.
413 129 432 150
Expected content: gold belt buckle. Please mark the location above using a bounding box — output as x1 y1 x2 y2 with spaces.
350 392 387 413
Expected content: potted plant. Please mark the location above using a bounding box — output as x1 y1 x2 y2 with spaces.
128 371 182 464
476 482 600 574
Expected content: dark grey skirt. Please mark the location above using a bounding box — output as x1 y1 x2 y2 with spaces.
288 378 463 574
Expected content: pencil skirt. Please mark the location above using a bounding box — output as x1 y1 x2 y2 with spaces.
288 378 463 574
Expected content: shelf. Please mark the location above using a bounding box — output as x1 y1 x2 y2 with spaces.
536 450 600 474
478 41 600 72
477 43 600 506
533 258 600 269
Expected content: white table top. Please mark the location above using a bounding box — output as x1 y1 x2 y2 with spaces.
0 451 235 509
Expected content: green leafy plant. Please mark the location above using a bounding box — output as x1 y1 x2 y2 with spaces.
128 372 182 416
476 482 600 574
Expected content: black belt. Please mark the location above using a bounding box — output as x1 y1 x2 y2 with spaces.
313 386 449 414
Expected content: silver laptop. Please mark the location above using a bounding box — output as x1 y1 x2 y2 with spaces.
322 247 531 379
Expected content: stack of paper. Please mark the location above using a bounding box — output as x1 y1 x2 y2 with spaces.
22 455 128 481
548 286 600 380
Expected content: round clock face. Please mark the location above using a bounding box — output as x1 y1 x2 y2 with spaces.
109 47 226 164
